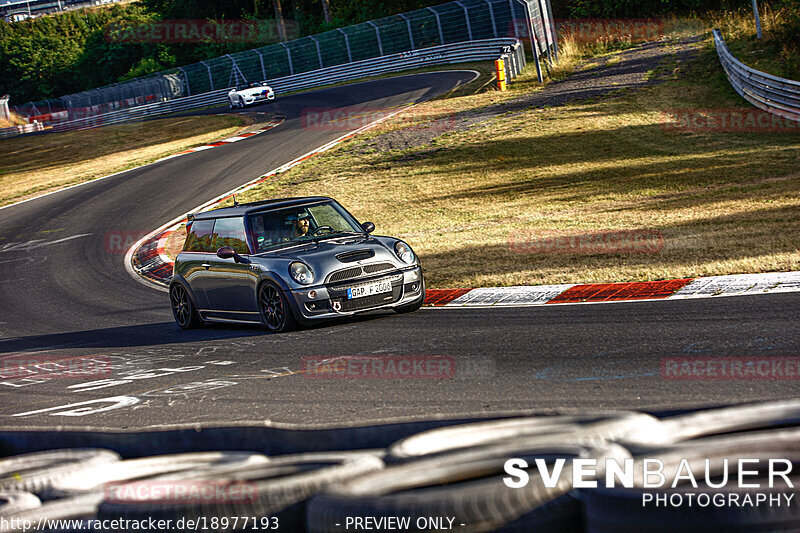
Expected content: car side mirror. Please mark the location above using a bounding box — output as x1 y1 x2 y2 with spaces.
361 221 375 234
217 246 242 262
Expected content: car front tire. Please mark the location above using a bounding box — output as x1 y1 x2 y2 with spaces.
170 283 202 329
258 282 297 333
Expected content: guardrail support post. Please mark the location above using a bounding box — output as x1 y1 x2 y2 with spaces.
544 0 559 60
427 7 445 45
367 21 384 56
484 0 498 38
455 1 473 41
309 36 324 68
177 67 191 96
399 13 415 49
254 50 267 80
279 42 294 74
751 0 763 39
201 61 214 91
337 28 353 62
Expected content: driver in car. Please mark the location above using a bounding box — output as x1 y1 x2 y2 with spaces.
291 214 310 238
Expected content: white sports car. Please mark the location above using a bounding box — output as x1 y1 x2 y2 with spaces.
228 82 275 109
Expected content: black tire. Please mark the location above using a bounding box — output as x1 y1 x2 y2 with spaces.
44 452 268 500
307 443 629 533
258 282 297 333
170 283 201 330
387 411 659 463
584 428 800 533
97 452 383 532
228 99 234 110
394 280 425 314
621 399 800 453
0 491 41 515
0 449 120 494
5 493 103 533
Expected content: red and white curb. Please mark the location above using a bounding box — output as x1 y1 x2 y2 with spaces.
126 105 417 291
155 113 284 162
424 272 800 307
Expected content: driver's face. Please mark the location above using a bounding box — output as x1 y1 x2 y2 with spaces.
294 217 310 235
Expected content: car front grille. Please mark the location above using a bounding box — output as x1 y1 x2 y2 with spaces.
326 262 396 283
327 273 403 312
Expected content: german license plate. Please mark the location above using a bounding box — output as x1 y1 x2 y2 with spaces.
346 280 392 299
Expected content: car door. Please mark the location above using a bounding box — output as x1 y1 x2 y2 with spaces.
177 219 215 310
202 216 260 318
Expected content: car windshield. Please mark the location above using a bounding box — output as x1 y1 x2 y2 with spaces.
248 200 363 252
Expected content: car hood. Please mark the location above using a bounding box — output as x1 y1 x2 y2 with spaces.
238 87 272 96
254 236 405 280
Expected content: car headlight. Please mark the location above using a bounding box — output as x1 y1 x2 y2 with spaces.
394 241 416 264
289 262 314 285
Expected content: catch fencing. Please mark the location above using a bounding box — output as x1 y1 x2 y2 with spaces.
713 29 800 123
9 0 555 126
36 39 523 134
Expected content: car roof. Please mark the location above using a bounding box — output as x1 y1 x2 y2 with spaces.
189 196 334 220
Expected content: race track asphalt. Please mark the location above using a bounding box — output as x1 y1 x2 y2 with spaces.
1 71 798 431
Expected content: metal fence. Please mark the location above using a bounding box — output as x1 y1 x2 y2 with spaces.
29 39 522 135
714 29 800 122
11 0 555 122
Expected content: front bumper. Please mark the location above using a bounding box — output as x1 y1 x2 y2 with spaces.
285 266 424 324
243 93 275 105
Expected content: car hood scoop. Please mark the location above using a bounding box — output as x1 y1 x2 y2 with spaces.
335 249 375 263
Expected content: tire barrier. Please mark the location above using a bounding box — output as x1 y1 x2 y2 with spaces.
0 400 798 531
0 449 120 494
307 443 631 533
0 492 40 516
619 399 800 453
97 452 384 531
386 412 664 463
42 452 269 500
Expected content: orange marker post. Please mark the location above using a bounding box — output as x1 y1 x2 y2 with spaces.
495 58 507 91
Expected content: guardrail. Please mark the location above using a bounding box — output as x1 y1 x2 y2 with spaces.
0 121 44 139
13 39 522 135
713 29 800 123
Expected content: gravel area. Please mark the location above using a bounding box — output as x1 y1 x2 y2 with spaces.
354 36 703 154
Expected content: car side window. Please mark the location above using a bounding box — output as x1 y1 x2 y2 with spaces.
183 219 214 252
212 217 249 254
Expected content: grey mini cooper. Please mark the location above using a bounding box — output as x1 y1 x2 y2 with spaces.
169 196 425 332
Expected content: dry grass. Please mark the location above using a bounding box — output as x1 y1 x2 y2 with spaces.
0 115 246 206
235 28 800 288
0 111 28 128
